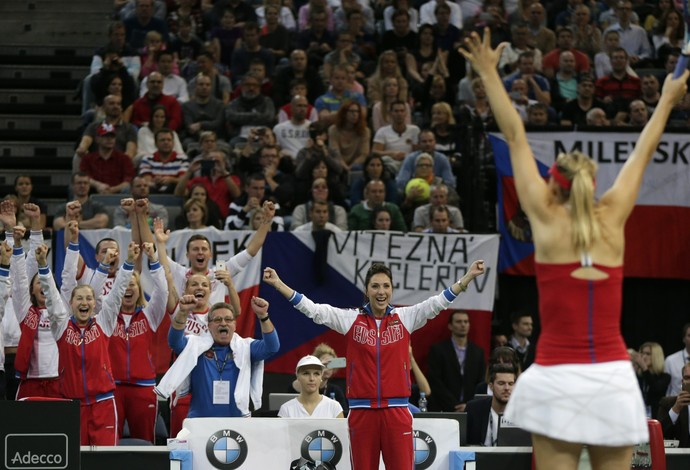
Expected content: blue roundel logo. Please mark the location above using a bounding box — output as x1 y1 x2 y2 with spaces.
413 430 437 469
300 430 343 466
206 430 248 469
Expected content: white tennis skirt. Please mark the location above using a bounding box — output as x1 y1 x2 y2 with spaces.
504 360 649 446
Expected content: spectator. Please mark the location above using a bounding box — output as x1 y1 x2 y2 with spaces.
136 104 185 164
327 100 370 170
166 0 203 38
89 46 138 115
619 99 650 126
181 74 225 146
503 51 552 106
508 311 535 370
230 22 275 84
526 102 551 125
372 100 420 171
174 183 224 229
342 9 377 66
571 5 602 58
259 4 292 63
433 2 463 51
294 129 349 207
224 72 276 140
372 77 411 132
560 73 607 126
383 0 419 33
541 26 591 80
210 9 243 68
138 31 177 81
138 128 190 193
586 107 610 125
169 15 203 71
11 176 47 229
419 0 463 30
430 101 458 157
238 143 295 213
132 71 183 131
640 74 662 113
412 183 464 232
526 3 556 54
349 154 399 206
256 0 296 31
335 0 375 34
423 205 463 233
381 9 418 53
76 94 138 172
466 364 517 446
595 30 633 79
409 24 438 85
113 179 169 231
80 123 136 194
278 355 344 417
664 323 690 396
139 50 188 102
229 59 273 100
158 298 279 418
174 150 241 219
186 51 233 105
548 50 579 112
631 342 670 420
499 22 544 76
273 50 326 107
290 178 348 231
225 173 285 230
651 9 684 62
89 21 141 83
296 8 336 68
314 64 366 125
371 206 394 230
322 32 361 83
395 129 456 195
291 199 343 233
367 50 409 104
348 180 406 231
86 75 134 128
180 198 209 229
428 310 486 411
604 0 653 66
208 0 257 29
274 95 311 160
595 47 641 115
124 0 170 52
297 0 335 32
658 362 690 447
52 173 109 230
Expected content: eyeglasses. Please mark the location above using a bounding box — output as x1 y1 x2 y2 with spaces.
416 163 432 167
211 316 235 324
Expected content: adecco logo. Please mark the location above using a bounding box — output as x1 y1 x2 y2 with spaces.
5 434 68 469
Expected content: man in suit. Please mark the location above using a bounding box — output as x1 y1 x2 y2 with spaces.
658 362 690 447
466 364 516 446
509 310 535 370
428 310 486 412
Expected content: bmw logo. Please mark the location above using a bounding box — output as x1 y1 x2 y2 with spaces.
205 429 248 469
300 430 343 465
413 430 437 469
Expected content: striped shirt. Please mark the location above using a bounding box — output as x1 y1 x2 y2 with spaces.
138 151 190 178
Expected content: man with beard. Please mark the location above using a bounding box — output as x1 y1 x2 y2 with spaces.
224 73 276 140
156 297 279 418
466 364 516 446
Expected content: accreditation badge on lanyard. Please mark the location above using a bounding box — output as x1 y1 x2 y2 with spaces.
212 348 231 405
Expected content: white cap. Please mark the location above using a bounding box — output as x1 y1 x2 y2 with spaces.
295 355 326 374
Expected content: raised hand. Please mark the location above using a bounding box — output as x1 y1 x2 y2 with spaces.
120 198 135 215
468 260 486 278
0 199 17 228
214 269 236 289
22 203 41 220
35 244 49 267
261 200 276 221
126 241 141 264
103 248 119 266
66 220 79 244
12 226 26 247
0 241 11 265
250 296 269 317
458 28 506 77
142 242 157 261
65 201 82 222
135 198 149 214
178 294 198 313
262 267 281 287
153 218 169 244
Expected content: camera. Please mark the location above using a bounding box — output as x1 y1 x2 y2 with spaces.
200 159 215 177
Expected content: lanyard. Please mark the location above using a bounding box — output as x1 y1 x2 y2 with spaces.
213 347 231 378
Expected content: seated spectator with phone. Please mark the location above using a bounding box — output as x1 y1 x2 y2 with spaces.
658 363 690 447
